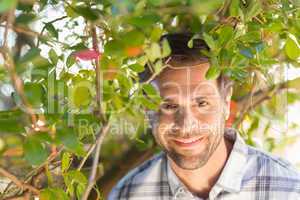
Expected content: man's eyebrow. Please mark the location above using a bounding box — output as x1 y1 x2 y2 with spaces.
161 97 176 103
192 96 207 101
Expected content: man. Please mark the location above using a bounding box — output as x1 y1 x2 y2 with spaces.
108 34 300 199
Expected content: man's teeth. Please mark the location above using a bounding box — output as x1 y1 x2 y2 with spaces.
175 137 201 143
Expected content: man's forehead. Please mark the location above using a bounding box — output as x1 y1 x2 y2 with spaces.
154 64 219 94
158 83 220 101
157 63 211 84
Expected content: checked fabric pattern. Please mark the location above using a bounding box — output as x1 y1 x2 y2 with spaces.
108 128 300 200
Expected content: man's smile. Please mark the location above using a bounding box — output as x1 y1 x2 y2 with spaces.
170 135 206 149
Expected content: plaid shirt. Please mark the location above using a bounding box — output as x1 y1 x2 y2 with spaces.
108 128 300 200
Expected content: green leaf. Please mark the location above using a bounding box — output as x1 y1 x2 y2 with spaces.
0 110 25 133
56 127 85 157
244 0 262 21
146 42 161 62
17 2 34 12
203 33 217 51
150 26 163 42
140 96 159 110
0 0 17 13
285 33 300 60
70 43 88 51
33 56 52 69
66 54 76 68
218 26 234 47
71 85 92 108
122 30 145 46
45 23 58 39
128 63 144 73
188 38 194 48
74 6 99 21
187 34 201 48
127 14 160 28
15 13 36 24
205 65 221 80
40 188 69 200
142 84 158 96
240 48 253 58
18 48 41 64
230 67 248 81
229 0 240 17
191 0 223 16
49 49 59 65
112 95 123 110
33 132 53 143
288 77 300 91
65 4 78 18
23 137 48 166
161 39 171 58
238 31 261 43
64 170 87 198
61 152 71 173
104 40 125 57
24 82 45 108
117 73 132 95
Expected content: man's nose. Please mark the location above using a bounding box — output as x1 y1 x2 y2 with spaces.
174 107 198 136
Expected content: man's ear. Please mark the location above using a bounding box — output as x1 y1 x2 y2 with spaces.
224 87 233 120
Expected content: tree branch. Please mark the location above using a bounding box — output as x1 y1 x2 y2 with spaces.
96 145 156 198
0 24 40 37
91 26 106 123
0 47 38 124
0 167 40 195
235 77 293 127
0 8 38 125
81 122 111 200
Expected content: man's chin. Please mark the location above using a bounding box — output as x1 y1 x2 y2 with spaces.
167 151 210 170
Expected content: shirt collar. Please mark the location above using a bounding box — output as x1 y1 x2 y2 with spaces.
166 128 248 196
213 128 248 193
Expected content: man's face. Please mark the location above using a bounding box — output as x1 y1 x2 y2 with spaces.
151 63 231 170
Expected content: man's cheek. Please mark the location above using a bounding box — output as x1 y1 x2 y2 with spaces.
154 125 168 146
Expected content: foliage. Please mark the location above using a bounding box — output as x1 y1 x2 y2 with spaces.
0 0 299 199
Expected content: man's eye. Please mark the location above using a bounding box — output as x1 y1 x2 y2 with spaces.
197 101 208 107
161 103 178 110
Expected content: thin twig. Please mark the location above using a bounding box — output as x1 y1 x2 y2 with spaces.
91 26 106 123
0 167 40 195
0 24 40 37
235 74 257 127
0 24 70 47
0 48 37 124
5 191 31 200
77 144 96 171
81 122 111 200
235 77 290 127
3 12 12 47
36 15 67 46
24 148 63 184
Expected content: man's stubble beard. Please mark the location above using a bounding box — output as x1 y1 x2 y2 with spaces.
166 130 223 170
153 119 226 170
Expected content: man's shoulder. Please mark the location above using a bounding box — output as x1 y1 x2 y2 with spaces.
247 145 300 176
242 144 300 189
107 151 168 200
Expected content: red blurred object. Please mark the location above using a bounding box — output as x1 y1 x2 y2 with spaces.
73 49 101 61
126 46 143 57
226 100 238 127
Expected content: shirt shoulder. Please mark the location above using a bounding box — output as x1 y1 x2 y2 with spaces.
107 152 169 200
247 145 300 177
242 144 300 193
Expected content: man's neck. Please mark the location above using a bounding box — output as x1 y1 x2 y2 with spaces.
168 136 233 198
